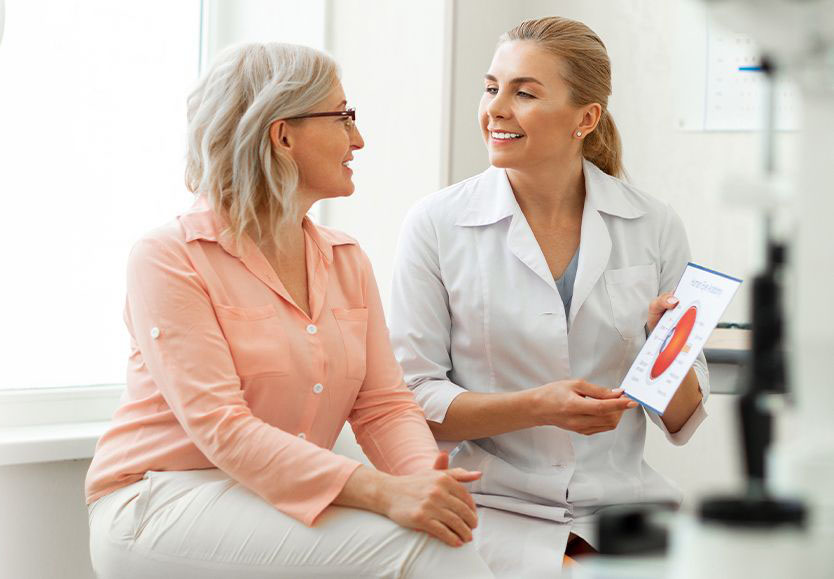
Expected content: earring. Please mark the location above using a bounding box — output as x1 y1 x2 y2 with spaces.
575 130 583 137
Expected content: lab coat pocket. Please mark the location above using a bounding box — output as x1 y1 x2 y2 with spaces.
604 264 658 341
213 304 289 377
333 307 369 382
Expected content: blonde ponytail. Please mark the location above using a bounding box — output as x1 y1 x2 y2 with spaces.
583 110 622 178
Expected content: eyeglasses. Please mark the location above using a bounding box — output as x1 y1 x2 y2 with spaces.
284 107 356 130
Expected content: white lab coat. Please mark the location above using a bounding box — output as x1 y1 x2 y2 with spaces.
389 160 709 577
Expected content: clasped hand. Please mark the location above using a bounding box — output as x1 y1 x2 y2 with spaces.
381 452 481 548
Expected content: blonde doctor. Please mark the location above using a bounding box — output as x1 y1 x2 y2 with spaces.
389 17 709 577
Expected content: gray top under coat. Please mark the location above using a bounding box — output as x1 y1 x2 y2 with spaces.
555 248 580 322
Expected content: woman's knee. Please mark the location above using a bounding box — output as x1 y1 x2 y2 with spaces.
317 506 493 577
89 478 493 577
401 535 494 578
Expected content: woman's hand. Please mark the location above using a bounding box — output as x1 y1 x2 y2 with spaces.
528 379 637 435
647 292 679 334
377 452 481 547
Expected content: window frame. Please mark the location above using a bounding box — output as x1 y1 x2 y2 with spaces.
0 0 329 431
0 0 203 426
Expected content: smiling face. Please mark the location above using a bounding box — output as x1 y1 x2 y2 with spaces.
479 41 594 173
275 81 364 203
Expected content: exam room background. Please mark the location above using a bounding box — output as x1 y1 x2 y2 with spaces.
0 1 797 578
0 0 793 393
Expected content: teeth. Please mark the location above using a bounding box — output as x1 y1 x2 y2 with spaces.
342 161 351 167
491 131 523 140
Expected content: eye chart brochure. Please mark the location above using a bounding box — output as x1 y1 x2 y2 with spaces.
622 263 742 414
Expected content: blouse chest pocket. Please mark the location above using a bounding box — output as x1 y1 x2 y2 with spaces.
603 264 658 341
213 304 289 377
332 307 368 382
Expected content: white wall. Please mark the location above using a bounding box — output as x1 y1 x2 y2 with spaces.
320 0 450 310
202 0 326 56
0 460 94 579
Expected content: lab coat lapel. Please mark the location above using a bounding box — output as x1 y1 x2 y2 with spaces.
457 167 557 291
499 173 559 290
569 198 611 329
568 162 613 329
569 161 648 328
506 209 559 292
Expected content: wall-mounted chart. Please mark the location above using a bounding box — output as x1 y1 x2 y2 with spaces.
673 2 800 132
623 264 742 415
703 28 799 132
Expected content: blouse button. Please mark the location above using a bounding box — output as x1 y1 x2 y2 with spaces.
150 327 160 339
313 383 324 394
306 324 318 335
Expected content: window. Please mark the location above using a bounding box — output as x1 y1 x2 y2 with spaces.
0 0 201 390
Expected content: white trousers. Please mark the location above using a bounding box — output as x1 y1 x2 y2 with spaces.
88 469 494 579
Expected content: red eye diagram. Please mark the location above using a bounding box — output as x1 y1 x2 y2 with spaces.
650 306 698 379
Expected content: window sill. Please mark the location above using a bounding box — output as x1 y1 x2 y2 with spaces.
0 420 109 467
0 384 123 428
0 384 121 466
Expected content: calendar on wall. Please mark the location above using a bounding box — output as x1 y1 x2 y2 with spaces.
673 3 800 133
704 28 799 131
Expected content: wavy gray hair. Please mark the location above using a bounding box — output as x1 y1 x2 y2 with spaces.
186 42 339 247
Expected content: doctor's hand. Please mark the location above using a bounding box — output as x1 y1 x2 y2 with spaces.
647 292 679 334
529 379 638 435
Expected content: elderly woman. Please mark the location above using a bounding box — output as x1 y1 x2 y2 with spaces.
390 17 709 577
85 43 493 578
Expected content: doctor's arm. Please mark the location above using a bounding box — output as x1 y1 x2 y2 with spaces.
389 203 634 442
431 382 637 441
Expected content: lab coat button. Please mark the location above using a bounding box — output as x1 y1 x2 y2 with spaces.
306 324 317 335
150 327 160 339
313 383 324 394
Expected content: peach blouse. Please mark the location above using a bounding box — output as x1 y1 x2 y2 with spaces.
85 196 438 525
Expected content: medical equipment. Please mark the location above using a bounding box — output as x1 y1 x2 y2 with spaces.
580 2 834 576
668 1 834 577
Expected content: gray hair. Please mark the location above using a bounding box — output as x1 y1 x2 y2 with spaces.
185 42 339 246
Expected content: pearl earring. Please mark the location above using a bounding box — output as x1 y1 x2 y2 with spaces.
576 131 582 137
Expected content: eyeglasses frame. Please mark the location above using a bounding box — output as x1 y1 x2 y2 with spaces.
283 107 356 129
